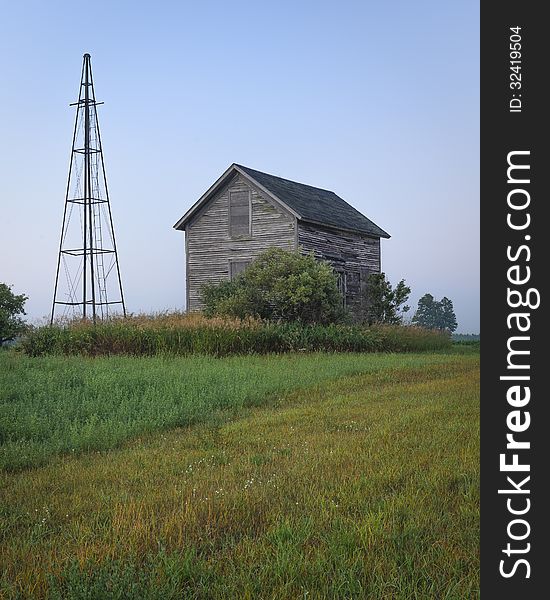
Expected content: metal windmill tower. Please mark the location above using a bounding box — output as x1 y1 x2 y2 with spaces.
51 53 126 323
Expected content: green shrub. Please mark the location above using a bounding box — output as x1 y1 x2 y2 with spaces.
363 273 411 325
201 248 345 324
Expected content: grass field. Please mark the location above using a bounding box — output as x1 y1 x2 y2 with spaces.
1 351 460 472
0 350 479 599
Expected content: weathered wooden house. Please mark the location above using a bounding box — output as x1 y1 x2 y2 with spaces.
174 164 390 320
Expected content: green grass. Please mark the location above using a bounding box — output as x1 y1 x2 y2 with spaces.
0 351 479 599
1 351 462 472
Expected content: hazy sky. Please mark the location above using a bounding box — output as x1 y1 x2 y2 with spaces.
0 0 479 332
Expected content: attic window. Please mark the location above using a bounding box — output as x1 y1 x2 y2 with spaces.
229 189 251 237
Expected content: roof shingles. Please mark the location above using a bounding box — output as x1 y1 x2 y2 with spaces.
235 164 390 238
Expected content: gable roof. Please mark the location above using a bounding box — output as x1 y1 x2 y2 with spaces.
174 163 390 238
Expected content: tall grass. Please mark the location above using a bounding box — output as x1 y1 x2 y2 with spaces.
20 313 451 357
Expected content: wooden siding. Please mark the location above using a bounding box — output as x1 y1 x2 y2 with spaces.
186 174 297 310
297 222 381 320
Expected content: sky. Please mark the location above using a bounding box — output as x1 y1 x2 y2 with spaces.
0 0 480 332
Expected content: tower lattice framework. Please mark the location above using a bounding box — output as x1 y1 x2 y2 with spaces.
51 53 126 323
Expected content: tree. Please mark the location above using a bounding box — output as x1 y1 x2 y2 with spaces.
364 273 411 325
411 293 438 329
201 247 345 324
412 293 458 332
439 296 458 332
0 283 28 345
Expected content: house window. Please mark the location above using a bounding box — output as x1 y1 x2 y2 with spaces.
230 259 250 280
229 189 251 237
346 271 359 308
336 271 347 308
